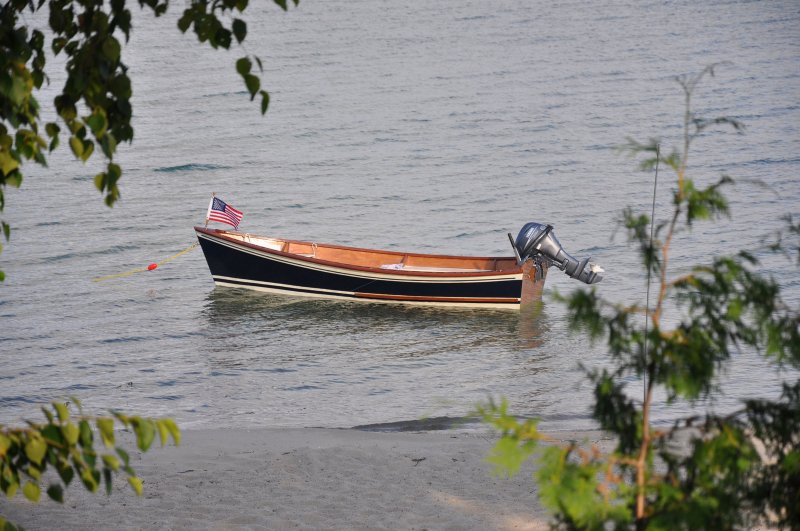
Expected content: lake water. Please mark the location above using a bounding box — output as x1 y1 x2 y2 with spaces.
2 0 798 432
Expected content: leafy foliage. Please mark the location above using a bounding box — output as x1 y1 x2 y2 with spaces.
0 399 180 527
483 67 800 528
0 0 298 279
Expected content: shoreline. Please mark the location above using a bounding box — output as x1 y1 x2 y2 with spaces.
1 426 613 530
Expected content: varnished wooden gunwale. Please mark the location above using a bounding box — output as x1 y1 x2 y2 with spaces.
195 227 521 277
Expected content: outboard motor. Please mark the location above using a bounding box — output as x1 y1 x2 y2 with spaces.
512 222 604 284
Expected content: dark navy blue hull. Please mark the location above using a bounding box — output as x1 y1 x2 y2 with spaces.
196 228 538 308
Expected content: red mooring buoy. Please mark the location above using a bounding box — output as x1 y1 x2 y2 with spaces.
147 263 158 271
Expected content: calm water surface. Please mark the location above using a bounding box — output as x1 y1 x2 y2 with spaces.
2 0 799 431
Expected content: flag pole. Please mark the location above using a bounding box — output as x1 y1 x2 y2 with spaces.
204 192 216 228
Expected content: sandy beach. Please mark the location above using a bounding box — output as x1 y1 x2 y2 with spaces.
1 427 612 530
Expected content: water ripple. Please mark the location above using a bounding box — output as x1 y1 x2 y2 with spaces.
153 163 231 172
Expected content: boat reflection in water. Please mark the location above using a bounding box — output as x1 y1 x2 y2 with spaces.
201 288 551 358
196 289 567 430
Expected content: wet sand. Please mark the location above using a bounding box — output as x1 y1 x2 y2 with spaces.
1 427 613 530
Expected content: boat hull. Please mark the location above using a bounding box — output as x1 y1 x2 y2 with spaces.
195 228 547 309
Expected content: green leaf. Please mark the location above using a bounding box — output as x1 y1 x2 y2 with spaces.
80 140 94 162
177 12 193 33
45 122 60 138
83 450 97 469
486 437 535 477
54 402 69 422
97 418 115 447
116 447 130 467
213 27 232 49
101 37 121 61
91 11 110 33
236 57 252 76
94 172 106 192
727 298 743 320
69 136 84 159
62 423 80 446
79 420 93 448
104 188 118 207
244 74 260 99
107 163 122 185
52 37 68 55
260 90 270 115
232 19 247 43
23 482 40 502
27 465 42 481
44 122 61 151
156 420 168 447
25 439 47 465
109 74 132 99
69 398 82 411
56 461 74 486
59 103 78 125
134 419 156 452
46 484 64 503
0 434 10 456
162 418 181 446
6 76 28 105
102 454 120 471
86 111 108 137
80 468 98 492
100 134 117 158
128 476 143 496
0 153 20 177
4 482 19 500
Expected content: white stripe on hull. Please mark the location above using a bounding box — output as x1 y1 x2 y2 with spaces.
213 275 356 296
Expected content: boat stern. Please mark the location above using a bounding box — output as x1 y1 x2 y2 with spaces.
520 258 548 309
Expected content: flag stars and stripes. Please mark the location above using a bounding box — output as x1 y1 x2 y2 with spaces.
207 197 244 230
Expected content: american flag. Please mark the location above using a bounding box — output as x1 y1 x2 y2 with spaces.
206 197 244 230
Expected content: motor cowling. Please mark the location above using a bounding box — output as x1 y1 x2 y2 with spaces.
514 222 604 284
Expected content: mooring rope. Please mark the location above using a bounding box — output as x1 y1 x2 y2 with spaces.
92 242 199 283
643 144 660 402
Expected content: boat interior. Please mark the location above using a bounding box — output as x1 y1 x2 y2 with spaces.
213 230 520 273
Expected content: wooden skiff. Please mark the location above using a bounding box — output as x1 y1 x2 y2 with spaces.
195 227 549 309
